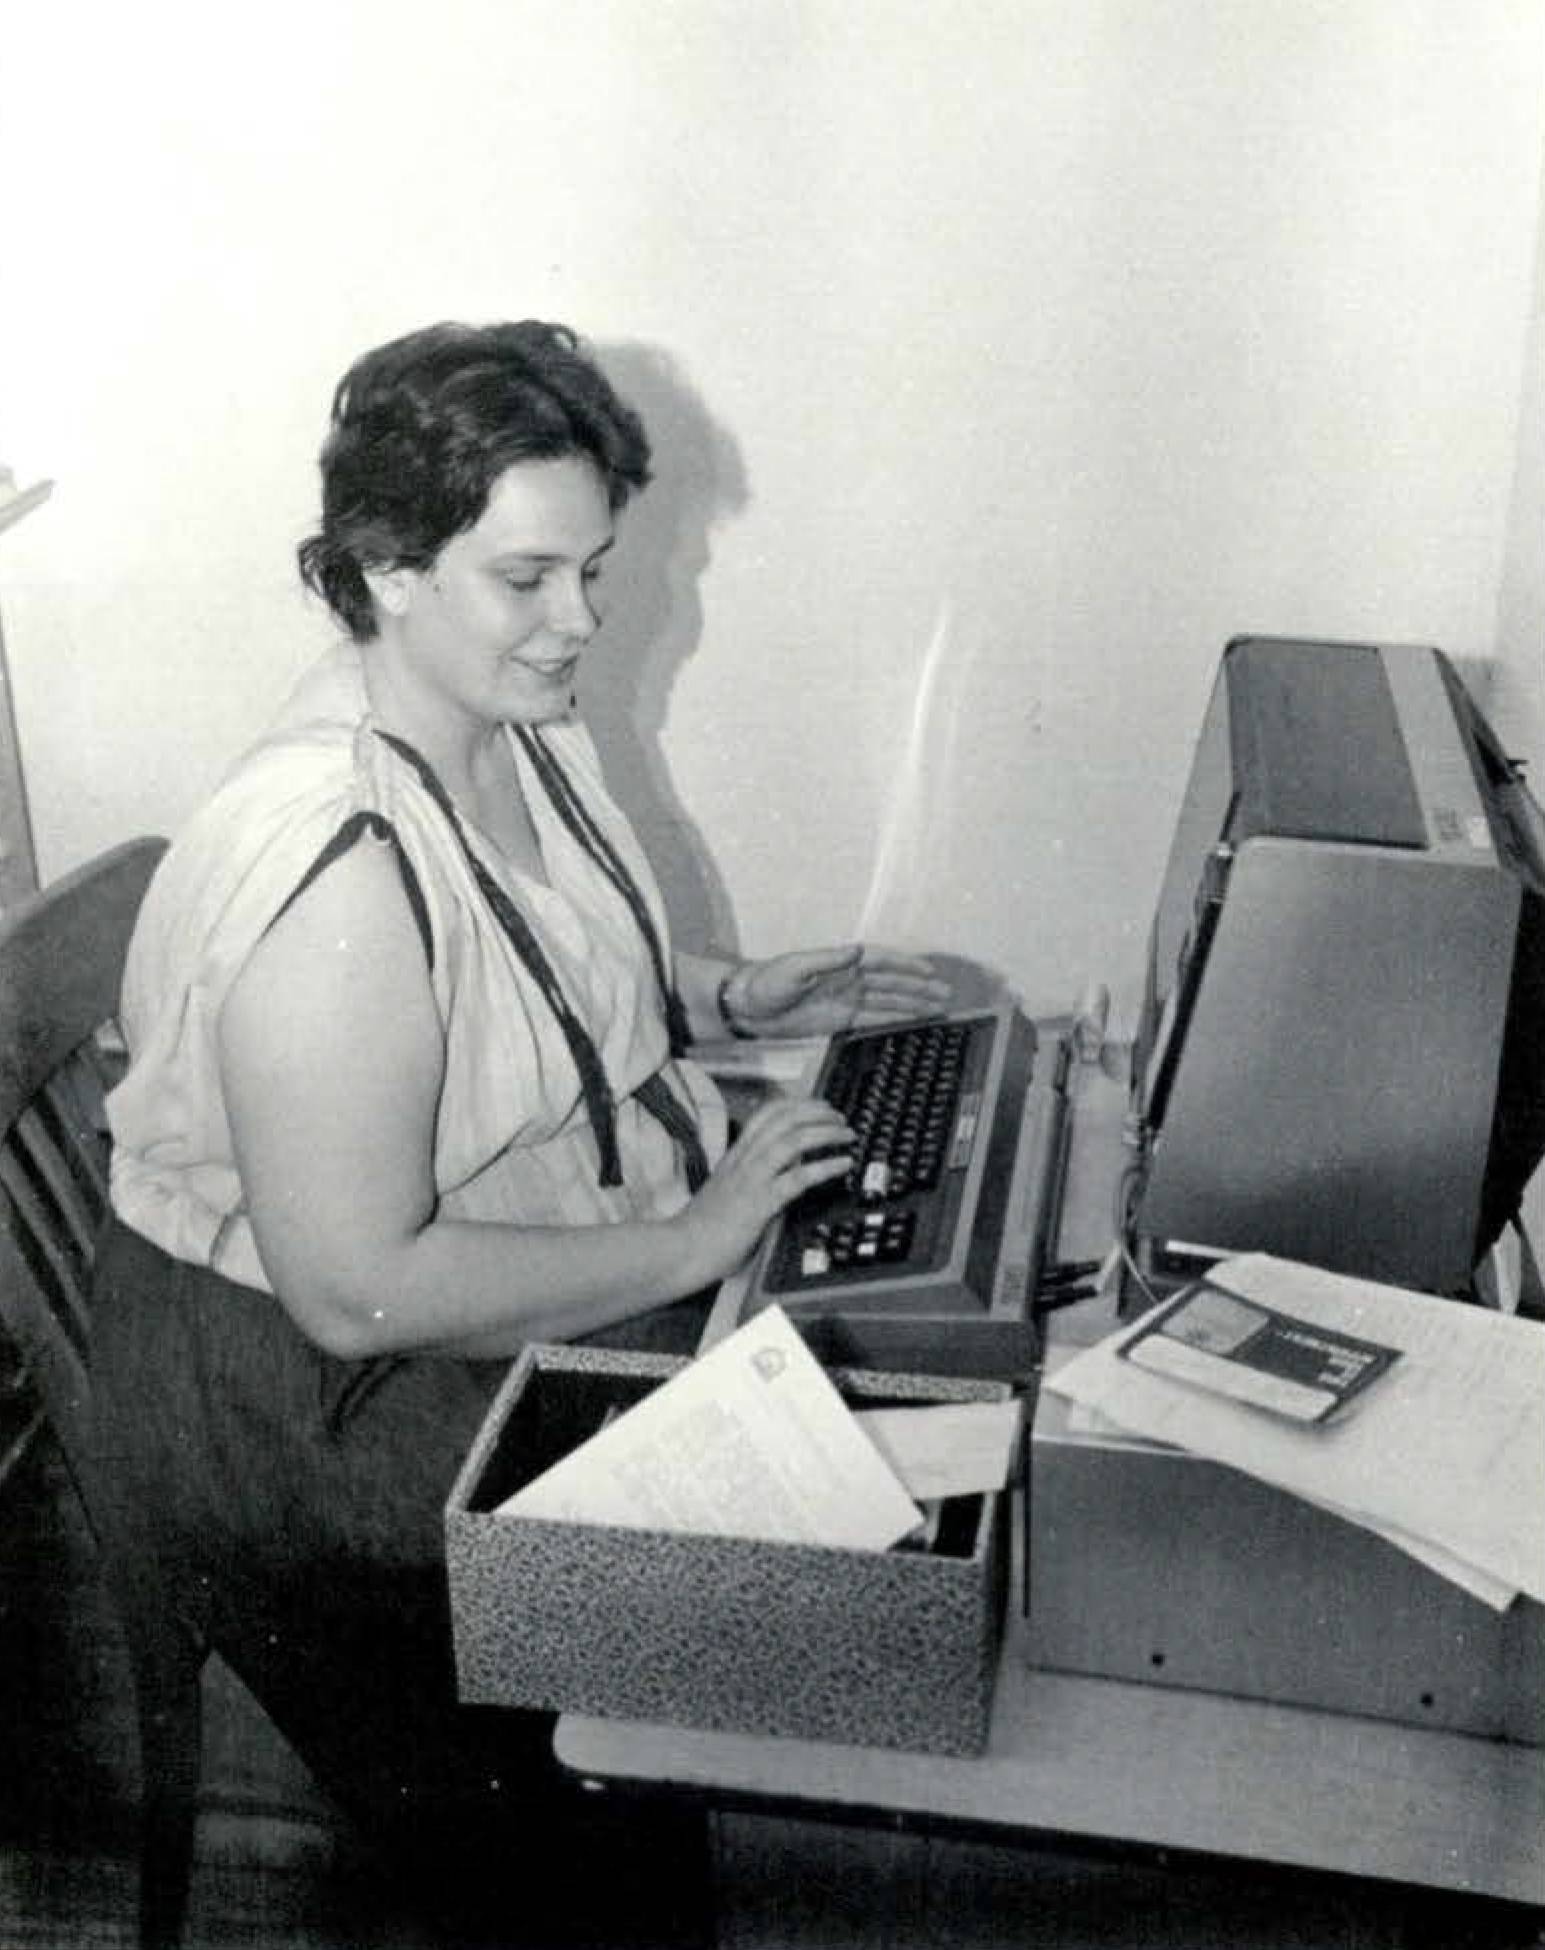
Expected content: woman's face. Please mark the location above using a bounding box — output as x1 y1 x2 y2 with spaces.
370 453 615 733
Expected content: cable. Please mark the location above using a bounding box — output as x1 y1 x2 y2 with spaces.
1113 1156 1165 1316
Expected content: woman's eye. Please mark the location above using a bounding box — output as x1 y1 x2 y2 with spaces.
582 563 604 587
505 574 542 594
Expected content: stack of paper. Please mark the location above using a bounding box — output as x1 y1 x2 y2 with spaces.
499 1302 1022 1552
1048 1254 1545 1611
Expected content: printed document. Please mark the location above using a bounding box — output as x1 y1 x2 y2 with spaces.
1049 1254 1545 1605
498 1304 923 1552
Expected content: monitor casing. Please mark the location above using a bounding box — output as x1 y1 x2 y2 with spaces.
1130 635 1545 1297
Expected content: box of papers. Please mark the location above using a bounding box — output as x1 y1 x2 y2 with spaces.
445 1343 1018 1756
1026 1389 1545 1741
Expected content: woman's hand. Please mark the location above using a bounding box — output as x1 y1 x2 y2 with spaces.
673 1095 855 1286
723 945 951 1040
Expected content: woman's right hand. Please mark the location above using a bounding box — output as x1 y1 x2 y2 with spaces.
676 1095 854 1288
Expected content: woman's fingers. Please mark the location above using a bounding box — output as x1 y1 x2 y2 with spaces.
776 1146 854 1198
723 1102 853 1200
857 982 943 1014
860 948 942 981
734 1096 853 1166
788 944 865 981
686 1097 858 1282
827 951 951 1025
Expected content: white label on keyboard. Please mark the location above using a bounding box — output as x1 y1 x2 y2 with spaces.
949 1091 983 1169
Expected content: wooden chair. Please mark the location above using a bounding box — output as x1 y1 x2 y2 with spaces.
0 836 208 1950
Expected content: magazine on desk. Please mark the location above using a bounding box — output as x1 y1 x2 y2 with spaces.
1117 1277 1400 1424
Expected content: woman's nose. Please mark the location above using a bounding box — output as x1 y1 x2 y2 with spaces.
549 572 600 642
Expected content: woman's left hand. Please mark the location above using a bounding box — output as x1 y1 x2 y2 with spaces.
725 945 952 1040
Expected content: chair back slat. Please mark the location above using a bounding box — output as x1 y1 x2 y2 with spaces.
10 1070 112 1326
14 1092 104 1268
0 839 166 1134
0 1222 92 1479
42 1053 115 1209
0 1144 92 1351
0 838 167 1496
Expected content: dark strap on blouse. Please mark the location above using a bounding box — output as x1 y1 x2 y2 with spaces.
634 1071 710 1193
372 727 706 1195
273 810 434 967
514 725 693 1057
375 729 625 1188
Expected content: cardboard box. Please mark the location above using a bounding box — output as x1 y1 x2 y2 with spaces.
1026 1391 1545 1742
446 1344 1019 1756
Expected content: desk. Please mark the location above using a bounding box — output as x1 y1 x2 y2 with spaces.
556 1035 1545 1941
558 1553 1545 1935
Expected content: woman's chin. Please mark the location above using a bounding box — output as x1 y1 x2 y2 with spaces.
501 681 578 725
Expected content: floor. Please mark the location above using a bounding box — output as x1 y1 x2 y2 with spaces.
1 1433 1541 1950
0 1434 445 1949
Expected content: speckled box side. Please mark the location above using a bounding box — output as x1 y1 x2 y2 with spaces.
445 1345 1016 1757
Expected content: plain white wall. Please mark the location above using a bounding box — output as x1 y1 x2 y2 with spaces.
2 0 1543 1018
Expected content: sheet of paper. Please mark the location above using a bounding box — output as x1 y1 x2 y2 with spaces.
1056 1381 1520 1605
498 1304 922 1552
1055 1398 1518 1609
1049 1254 1545 1604
854 1400 1023 1502
1303 1497 1520 1611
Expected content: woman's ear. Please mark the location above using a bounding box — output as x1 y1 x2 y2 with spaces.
363 563 415 619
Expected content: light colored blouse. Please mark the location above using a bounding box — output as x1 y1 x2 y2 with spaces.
108 643 727 1295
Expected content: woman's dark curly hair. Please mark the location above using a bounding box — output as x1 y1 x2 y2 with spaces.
297 320 652 642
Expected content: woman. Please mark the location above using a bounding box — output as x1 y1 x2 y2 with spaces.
92 320 949 1943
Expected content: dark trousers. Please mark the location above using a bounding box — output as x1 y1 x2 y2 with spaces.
89 1216 712 1948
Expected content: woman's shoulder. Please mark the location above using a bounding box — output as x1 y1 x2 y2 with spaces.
199 718 371 863
203 642 385 822
133 653 380 962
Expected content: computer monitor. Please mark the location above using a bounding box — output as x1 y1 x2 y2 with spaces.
1128 635 1545 1298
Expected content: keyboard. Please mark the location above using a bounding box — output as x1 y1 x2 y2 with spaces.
765 1016 995 1291
739 1003 1068 1378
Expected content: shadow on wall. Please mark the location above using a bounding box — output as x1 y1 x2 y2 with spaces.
582 339 747 959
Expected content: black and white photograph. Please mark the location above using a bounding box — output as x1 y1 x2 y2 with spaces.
0 4 1542 1946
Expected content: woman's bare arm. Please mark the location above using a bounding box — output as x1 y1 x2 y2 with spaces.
218 839 852 1360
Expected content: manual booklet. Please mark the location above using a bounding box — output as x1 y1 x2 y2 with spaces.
1118 1278 1400 1424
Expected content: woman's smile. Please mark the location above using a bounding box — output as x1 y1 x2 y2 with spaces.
513 651 580 680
